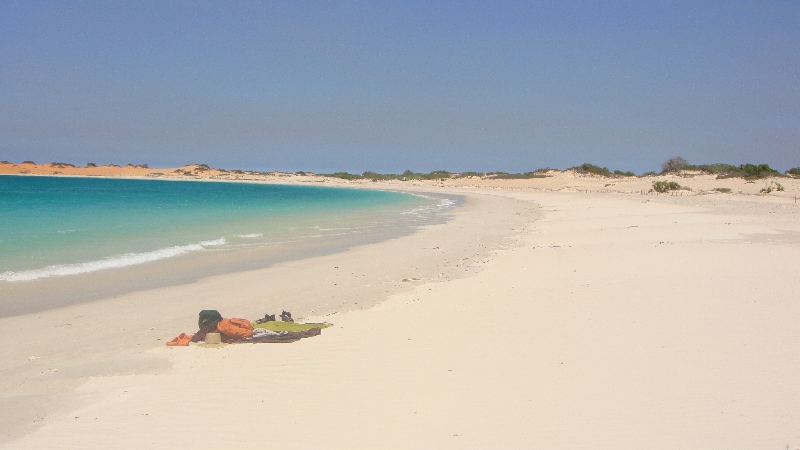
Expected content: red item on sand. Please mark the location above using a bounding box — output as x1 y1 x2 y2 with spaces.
216 318 254 339
166 332 193 346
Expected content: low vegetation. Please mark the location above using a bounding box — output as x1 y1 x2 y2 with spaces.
660 157 782 180
713 187 732 193
760 181 784 194
567 163 639 177
652 181 684 193
717 163 779 179
324 169 557 181
485 172 546 179
787 167 800 177
568 163 612 177
325 172 365 181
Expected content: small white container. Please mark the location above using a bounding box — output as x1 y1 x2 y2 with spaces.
204 332 222 344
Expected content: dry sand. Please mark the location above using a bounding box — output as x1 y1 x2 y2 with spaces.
1 173 799 449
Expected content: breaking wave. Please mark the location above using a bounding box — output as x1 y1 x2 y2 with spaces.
0 238 227 282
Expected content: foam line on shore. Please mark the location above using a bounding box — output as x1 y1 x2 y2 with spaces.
0 238 227 282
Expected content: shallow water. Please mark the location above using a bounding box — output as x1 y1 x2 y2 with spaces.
0 176 459 316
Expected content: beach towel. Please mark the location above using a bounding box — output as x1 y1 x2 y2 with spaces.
166 333 193 346
217 318 254 339
245 327 321 343
252 321 332 332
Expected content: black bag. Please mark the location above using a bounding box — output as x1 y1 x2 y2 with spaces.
198 310 223 329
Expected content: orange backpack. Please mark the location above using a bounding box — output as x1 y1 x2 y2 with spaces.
216 318 254 339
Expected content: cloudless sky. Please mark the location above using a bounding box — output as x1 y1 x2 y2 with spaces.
1 1 798 173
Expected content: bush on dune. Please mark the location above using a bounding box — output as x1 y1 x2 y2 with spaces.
691 162 779 180
734 164 780 179
652 181 685 193
326 172 363 180
661 157 689 173
568 163 612 177
660 157 783 180
486 172 547 179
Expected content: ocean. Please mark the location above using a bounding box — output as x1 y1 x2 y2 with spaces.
0 175 457 316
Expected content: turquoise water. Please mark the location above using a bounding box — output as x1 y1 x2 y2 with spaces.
0 176 447 282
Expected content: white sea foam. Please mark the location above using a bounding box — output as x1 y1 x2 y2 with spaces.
236 233 263 238
0 238 227 282
200 238 226 246
402 197 457 216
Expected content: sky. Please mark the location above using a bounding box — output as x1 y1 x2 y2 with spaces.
1 1 798 174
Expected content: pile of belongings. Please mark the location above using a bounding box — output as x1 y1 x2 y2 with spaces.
167 310 331 347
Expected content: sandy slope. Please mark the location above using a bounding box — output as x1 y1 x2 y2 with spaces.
2 185 799 449
3 160 799 199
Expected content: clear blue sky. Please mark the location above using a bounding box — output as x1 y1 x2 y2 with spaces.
1 1 798 173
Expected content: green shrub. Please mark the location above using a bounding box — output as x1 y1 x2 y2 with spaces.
787 167 800 176
424 170 453 180
86 162 97 167
569 163 612 177
653 181 683 193
394 170 453 180
326 172 363 180
613 170 635 177
713 187 732 193
759 181 784 193
693 163 738 174
711 163 780 179
641 171 657 177
740 164 778 179
488 172 546 179
456 171 485 178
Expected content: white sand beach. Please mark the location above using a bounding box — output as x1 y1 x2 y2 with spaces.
2 178 800 449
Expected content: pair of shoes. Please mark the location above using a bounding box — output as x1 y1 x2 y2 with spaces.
255 313 276 324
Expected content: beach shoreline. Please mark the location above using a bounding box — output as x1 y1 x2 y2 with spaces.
0 177 462 318
1 176 799 448
0 185 538 444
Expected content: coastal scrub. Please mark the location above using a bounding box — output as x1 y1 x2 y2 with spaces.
652 181 684 193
